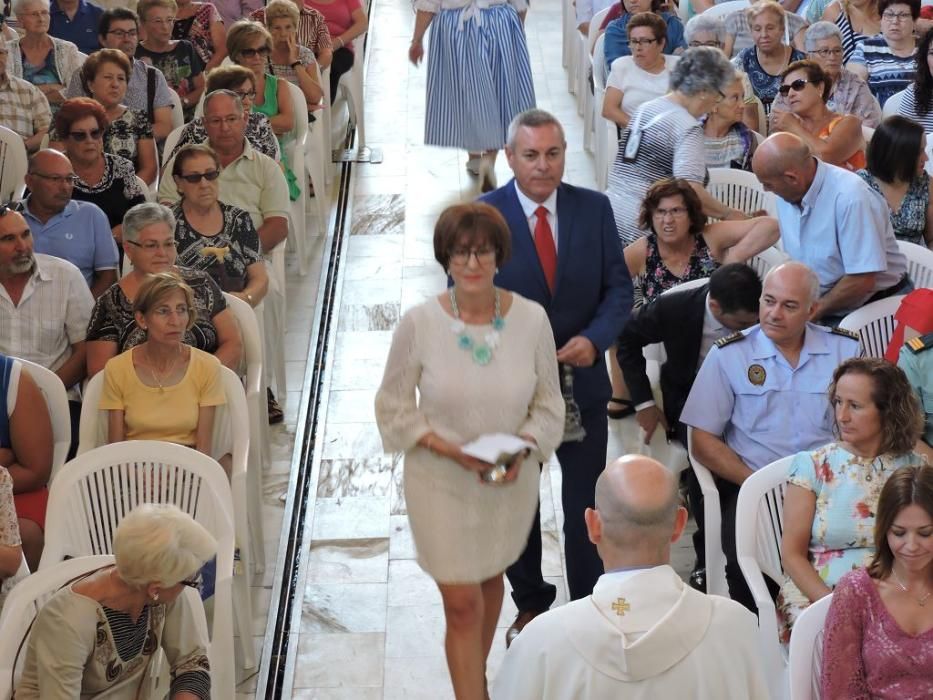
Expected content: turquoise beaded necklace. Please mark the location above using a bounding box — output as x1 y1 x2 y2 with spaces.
448 287 505 366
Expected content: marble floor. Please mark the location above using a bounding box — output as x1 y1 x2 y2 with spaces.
238 0 698 696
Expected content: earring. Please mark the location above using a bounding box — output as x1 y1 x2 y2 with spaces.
152 591 159 602
496 267 500 274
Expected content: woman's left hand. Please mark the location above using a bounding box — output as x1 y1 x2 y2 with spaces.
502 448 531 483
770 109 800 134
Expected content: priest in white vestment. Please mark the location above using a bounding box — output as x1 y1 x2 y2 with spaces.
492 455 769 700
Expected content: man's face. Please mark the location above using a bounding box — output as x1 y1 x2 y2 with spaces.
759 270 815 346
505 124 566 204
24 155 75 214
752 161 808 204
710 300 759 332
0 212 36 277
203 95 247 151
101 19 139 56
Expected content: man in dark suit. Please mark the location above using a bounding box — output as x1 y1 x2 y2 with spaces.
616 263 761 588
480 109 632 646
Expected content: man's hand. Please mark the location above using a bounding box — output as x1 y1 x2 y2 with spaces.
556 336 597 367
636 405 669 443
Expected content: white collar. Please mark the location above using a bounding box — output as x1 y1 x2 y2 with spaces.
513 180 557 221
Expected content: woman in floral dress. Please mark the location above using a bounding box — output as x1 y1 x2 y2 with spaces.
778 358 928 641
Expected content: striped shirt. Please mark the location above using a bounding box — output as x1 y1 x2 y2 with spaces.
835 11 866 64
0 72 51 141
895 83 933 133
607 96 706 245
0 253 93 379
848 36 916 107
248 6 332 55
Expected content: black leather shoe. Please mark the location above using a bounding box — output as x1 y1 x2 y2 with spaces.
506 610 544 648
689 567 706 592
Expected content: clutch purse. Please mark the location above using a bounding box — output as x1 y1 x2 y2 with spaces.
560 364 586 443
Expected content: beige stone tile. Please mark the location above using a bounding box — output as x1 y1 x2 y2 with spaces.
310 497 390 540
387 559 440 607
292 632 385 688
302 582 388 634
384 603 446 658
306 538 390 584
382 656 454 700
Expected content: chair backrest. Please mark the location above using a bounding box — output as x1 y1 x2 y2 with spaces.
0 555 114 699
0 125 28 203
588 6 611 54
136 175 155 202
77 371 106 455
0 554 29 616
686 427 729 597
747 246 789 280
735 455 795 698
15 358 71 483
168 89 185 129
704 0 750 20
838 294 905 358
221 293 263 404
897 239 933 289
161 124 186 175
285 78 311 146
707 167 777 217
593 34 608 90
882 88 907 118
788 593 833 700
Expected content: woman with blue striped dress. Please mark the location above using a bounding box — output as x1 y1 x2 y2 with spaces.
408 0 535 192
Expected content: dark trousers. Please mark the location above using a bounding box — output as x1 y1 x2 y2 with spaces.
67 400 81 460
675 423 704 566
507 407 608 610
329 47 355 104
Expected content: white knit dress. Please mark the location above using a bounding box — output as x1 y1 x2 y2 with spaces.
375 293 565 583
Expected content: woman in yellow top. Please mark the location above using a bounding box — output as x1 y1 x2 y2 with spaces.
770 59 867 171
100 272 225 457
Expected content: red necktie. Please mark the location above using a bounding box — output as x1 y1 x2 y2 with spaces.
534 206 557 293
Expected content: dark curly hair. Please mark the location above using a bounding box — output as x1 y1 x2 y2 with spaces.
639 178 707 237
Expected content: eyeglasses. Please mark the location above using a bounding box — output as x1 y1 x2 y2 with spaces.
67 128 103 141
30 172 78 185
233 89 256 100
882 10 912 20
151 304 191 318
778 78 812 96
238 46 271 58
177 170 221 183
145 16 176 25
126 240 177 252
204 115 243 128
688 40 721 48
180 572 202 589
107 28 138 38
630 37 659 46
20 10 50 18
450 246 496 266
809 47 843 58
652 206 688 219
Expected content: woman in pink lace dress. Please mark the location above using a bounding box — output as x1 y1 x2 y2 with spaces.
821 464 933 698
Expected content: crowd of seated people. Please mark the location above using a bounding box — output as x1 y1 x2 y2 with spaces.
0 0 932 696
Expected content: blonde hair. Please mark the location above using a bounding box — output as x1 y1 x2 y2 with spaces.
113 504 216 588
134 271 198 332
264 0 300 26
138 0 178 21
746 0 786 29
226 20 272 60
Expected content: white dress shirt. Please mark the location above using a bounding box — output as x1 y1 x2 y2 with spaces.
513 181 558 252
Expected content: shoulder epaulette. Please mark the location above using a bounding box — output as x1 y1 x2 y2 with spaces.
906 333 933 354
829 327 860 342
715 331 746 349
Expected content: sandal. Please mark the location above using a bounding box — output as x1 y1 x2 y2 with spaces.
267 388 284 425
607 397 636 420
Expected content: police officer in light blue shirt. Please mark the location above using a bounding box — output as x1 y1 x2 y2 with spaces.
751 133 911 324
681 262 861 610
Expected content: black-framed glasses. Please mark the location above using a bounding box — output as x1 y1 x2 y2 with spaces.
30 172 78 185
177 170 221 184
67 128 103 141
239 46 271 58
778 78 812 96
688 40 721 48
881 10 912 21
234 89 256 100
107 28 138 38
630 37 659 46
809 47 843 58
450 246 496 266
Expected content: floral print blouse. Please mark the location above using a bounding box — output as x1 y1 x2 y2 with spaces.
636 232 718 306
171 2 222 67
0 467 19 550
857 170 930 246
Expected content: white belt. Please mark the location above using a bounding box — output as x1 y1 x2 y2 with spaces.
457 0 508 29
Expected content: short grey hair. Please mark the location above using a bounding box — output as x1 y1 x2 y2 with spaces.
684 14 725 45
12 0 49 16
506 109 566 150
203 88 244 115
114 504 217 588
123 202 176 243
670 46 736 97
805 21 844 51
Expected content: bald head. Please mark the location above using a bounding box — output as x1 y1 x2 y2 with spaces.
764 261 820 305
752 133 811 178
27 148 72 174
593 456 681 549
24 149 75 216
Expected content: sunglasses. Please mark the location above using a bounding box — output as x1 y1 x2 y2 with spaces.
239 46 270 58
177 170 221 183
68 128 103 141
778 79 812 96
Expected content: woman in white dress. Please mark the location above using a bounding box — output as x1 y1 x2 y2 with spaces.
375 202 564 700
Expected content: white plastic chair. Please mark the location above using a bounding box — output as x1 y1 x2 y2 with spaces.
897 239 933 289
335 36 368 152
707 167 778 217
0 125 28 203
160 124 186 179
0 555 115 700
592 34 617 191
704 0 750 20
788 593 833 700
15 358 70 483
882 88 907 119
300 76 330 239
76 368 257 671
686 427 729 597
838 294 905 358
735 455 794 700
168 89 185 130
583 7 612 152
37 442 239 694
747 246 789 280
282 80 311 276
135 175 155 202
263 244 288 401
0 553 29 615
